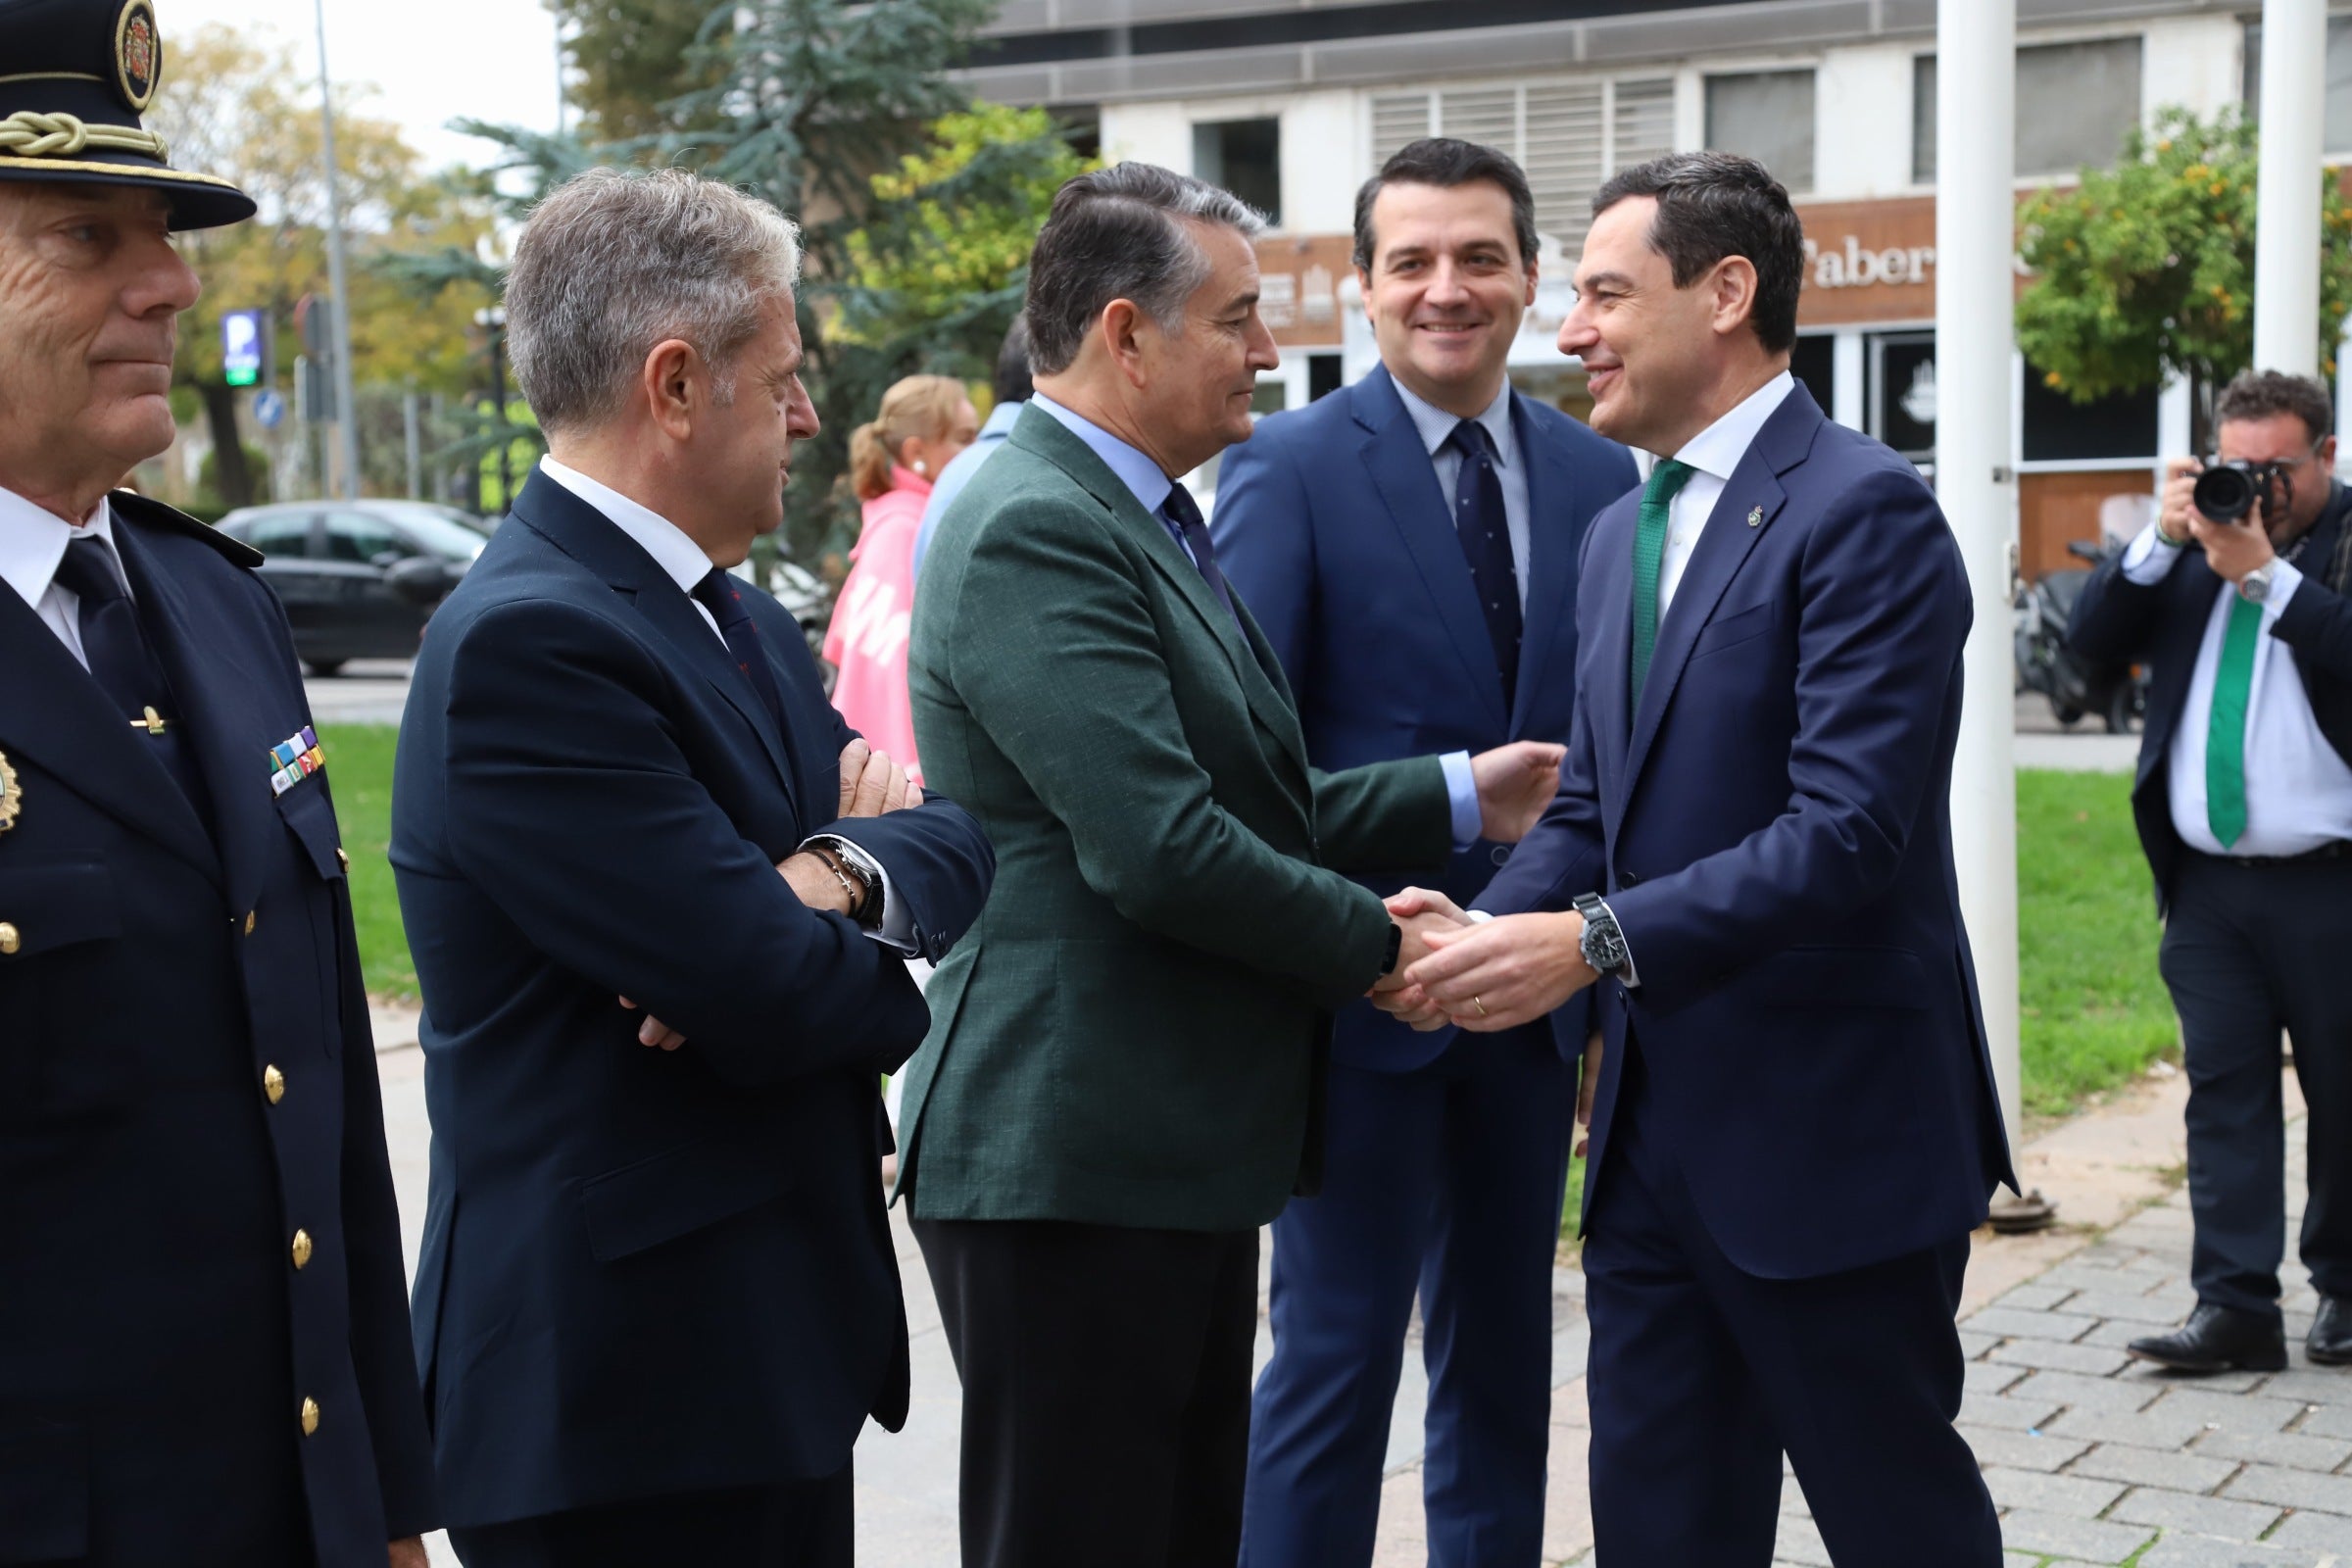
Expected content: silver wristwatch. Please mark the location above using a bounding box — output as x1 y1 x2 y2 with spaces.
2239 561 2278 604
1571 893 1629 977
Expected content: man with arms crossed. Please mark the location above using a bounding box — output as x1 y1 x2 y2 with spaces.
1214 137 1636 1566
0 2 435 1560
1384 153 2012 1565
392 168 992 1566
2071 370 2352 1374
897 163 1561 1568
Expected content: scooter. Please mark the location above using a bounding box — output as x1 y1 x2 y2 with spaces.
2014 539 2147 734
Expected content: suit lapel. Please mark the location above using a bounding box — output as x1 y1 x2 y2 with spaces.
1619 387 1821 817
1511 394 1584 737
1353 369 1511 731
116 517 280 907
1581 502 1639 816
0 564 220 885
512 473 801 817
1014 410 1314 778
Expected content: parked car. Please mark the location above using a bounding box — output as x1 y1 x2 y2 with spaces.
217 500 491 675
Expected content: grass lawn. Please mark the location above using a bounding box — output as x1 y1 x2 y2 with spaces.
313 730 2180 1191
318 725 416 1001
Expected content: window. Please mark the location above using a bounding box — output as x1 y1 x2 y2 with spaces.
243 514 314 559
1371 74 1675 254
322 512 414 565
1705 70 1816 194
1194 118 1281 224
2021 360 2156 463
2243 18 2352 155
1915 37 2143 183
1789 334 1837 421
1868 330 1936 462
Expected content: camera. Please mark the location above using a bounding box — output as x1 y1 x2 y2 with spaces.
2193 459 2293 524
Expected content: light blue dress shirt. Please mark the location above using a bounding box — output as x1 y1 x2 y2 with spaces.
1027 392 1481 845
1390 375 1532 612
911 399 1022 582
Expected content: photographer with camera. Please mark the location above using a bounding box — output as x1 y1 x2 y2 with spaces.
2071 369 2352 1374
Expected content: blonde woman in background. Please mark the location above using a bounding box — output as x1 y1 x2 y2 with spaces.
824 374 979 785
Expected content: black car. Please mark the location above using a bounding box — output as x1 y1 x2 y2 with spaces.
217 501 491 675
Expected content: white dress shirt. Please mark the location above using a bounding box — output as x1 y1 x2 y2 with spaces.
1654 370 1796 620
2119 521 2352 858
537 456 917 952
0 483 133 669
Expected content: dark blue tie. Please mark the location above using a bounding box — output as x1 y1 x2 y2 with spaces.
1160 481 1241 630
1446 419 1523 708
692 567 789 737
51 535 212 821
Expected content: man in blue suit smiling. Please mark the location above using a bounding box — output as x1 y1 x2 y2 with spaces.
1215 139 1635 1567
392 168 992 1566
1385 153 2013 1565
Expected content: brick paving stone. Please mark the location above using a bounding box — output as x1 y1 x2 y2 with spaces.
2048 1401 2223 1450
2082 1319 2157 1349
2000 1284 2077 1312
1982 1466 2129 1517
1956 1425 2090 1471
2107 1486 2282 1541
1769 1515 1830 1567
2067 1292 2199 1324
2194 1428 2352 1470
1959 1329 2001 1361
1960 1392 2065 1430
2265 1508 2352 1555
1991 1339 2136 1377
1968 1306 2100 1343
2068 1443 2241 1494
1994 1507 2156 1562
2133 1535 2324 1567
2252 1370 2352 1403
2288 1400 2352 1439
1966 1360 2032 1396
2008 1368 2168 1413
2224 1460 2352 1513
2149 1369 2273 1394
2157 1391 2309 1435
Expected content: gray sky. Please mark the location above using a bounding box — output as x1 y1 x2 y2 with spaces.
167 0 566 175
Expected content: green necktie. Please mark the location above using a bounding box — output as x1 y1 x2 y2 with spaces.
1630 458 1696 710
2205 593 2263 849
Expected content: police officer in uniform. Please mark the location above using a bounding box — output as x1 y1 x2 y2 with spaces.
0 1 437 1562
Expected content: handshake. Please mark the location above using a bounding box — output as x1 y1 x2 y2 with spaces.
1368 739 1603 1038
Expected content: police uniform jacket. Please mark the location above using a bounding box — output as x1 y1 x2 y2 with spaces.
0 492 436 1566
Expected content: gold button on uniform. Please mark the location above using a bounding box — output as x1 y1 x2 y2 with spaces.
299 1396 319 1437
0 922 17 956
243 910 257 935
290 1228 313 1269
262 1064 285 1104
334 848 350 871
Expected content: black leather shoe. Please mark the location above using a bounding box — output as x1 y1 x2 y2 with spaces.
2128 1303 2287 1373
2309 1298 2352 1365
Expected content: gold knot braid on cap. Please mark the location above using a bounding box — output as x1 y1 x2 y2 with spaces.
0 110 168 162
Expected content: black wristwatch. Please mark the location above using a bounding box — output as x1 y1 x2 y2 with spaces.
1380 921 1404 977
1572 893 1629 977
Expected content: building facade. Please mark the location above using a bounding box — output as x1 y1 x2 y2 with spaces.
964 0 2352 571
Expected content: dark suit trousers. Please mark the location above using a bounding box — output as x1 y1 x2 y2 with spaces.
912 1217 1258 1568
1242 1025 1574 1568
2161 850 2352 1318
444 1465 853 1568
1584 1050 1999 1568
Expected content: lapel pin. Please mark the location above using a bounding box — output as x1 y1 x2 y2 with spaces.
1745 506 1763 528
0 750 18 835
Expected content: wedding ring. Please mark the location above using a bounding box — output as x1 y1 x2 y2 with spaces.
1473 996 1489 1017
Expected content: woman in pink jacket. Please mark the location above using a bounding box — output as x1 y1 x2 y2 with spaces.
823 373 978 786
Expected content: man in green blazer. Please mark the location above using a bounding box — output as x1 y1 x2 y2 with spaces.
897 162 1563 1568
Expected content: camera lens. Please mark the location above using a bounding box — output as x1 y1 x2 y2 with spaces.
2193 463 2259 523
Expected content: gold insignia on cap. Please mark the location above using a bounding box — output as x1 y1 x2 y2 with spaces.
113 0 160 113
0 750 19 836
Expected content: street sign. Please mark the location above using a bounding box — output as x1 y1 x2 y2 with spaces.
221 308 265 388
253 388 286 429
